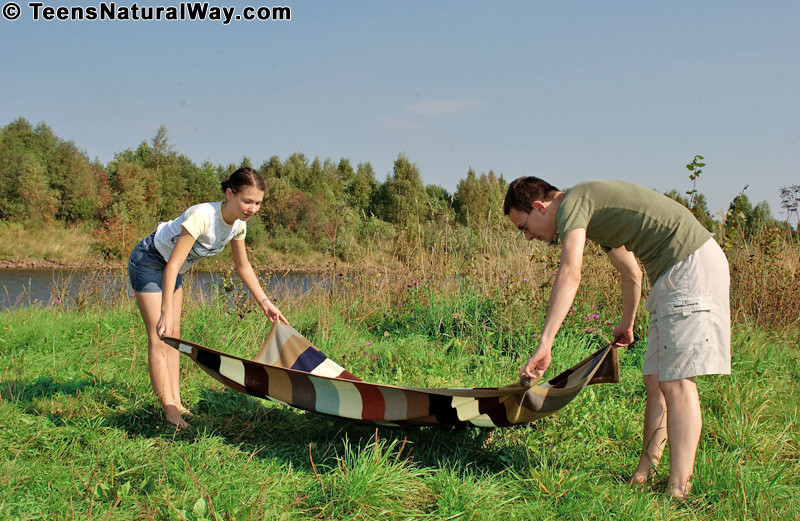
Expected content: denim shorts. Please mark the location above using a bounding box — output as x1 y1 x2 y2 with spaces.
128 232 183 293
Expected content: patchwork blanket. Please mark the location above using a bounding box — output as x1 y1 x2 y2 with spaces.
163 322 619 428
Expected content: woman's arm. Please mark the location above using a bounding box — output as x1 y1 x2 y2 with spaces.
157 229 196 337
230 239 289 324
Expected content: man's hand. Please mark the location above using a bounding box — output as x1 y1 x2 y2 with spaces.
520 345 552 381
612 324 635 347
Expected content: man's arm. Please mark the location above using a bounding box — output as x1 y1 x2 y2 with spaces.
520 228 587 379
605 246 642 346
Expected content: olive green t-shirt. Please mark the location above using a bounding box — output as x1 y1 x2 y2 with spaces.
555 180 713 284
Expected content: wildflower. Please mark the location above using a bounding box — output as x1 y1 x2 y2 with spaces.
373 355 379 359
591 314 599 319
366 342 371 346
584 329 595 334
523 278 529 282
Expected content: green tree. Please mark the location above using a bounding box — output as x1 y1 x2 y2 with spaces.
281 152 313 192
664 189 715 232
684 154 705 209
261 155 282 180
0 118 105 223
373 154 428 227
348 162 377 217
725 191 753 241
186 161 225 204
453 168 507 226
425 184 453 223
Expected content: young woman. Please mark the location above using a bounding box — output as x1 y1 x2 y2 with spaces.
128 167 288 428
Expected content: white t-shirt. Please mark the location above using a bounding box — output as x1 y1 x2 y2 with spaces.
153 202 246 274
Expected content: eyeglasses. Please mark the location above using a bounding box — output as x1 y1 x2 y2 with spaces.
517 211 533 235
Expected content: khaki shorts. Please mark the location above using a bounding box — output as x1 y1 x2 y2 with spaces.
643 238 731 381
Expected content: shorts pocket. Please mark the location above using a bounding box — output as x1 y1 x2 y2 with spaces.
129 245 146 266
655 294 713 357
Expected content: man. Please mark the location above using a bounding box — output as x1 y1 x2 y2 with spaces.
503 177 730 499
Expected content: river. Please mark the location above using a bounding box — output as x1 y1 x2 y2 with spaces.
0 268 328 309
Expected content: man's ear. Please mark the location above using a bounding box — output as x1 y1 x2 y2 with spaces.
532 200 547 212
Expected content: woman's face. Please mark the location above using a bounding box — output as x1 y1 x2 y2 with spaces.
226 185 265 221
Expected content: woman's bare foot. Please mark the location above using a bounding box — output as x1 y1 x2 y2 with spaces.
629 466 656 487
164 404 190 429
667 480 691 500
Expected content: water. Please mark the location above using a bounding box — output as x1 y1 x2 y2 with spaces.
0 268 327 309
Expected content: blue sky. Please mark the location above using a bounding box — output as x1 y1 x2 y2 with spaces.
2 1 798 220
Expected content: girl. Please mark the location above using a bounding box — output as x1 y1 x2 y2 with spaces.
128 167 288 428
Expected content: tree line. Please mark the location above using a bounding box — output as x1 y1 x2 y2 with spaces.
0 117 796 261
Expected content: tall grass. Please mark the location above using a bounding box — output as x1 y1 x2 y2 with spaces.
1 223 799 519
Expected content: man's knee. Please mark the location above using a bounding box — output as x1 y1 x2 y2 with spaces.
658 377 696 398
643 374 661 395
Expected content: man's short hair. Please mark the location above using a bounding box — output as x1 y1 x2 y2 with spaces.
503 176 560 215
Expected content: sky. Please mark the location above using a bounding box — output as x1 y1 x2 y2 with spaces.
1 1 798 220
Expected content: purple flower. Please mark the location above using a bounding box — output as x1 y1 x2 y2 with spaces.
373 355 380 359
584 329 595 334
366 342 371 346
591 314 599 319
523 278 529 282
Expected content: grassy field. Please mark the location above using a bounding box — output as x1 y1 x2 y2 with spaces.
2 249 799 521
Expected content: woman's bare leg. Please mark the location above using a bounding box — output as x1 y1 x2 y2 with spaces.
135 290 189 428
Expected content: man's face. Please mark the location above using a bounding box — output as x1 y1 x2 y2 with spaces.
507 204 557 243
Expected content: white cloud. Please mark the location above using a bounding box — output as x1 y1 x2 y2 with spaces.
404 98 480 117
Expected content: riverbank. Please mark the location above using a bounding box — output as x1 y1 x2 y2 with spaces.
0 222 392 273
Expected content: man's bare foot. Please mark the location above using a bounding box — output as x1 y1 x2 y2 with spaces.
164 404 190 429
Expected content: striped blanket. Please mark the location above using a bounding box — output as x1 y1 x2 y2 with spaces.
163 322 619 428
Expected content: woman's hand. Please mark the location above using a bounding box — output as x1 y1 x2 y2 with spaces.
260 298 289 325
157 311 174 338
